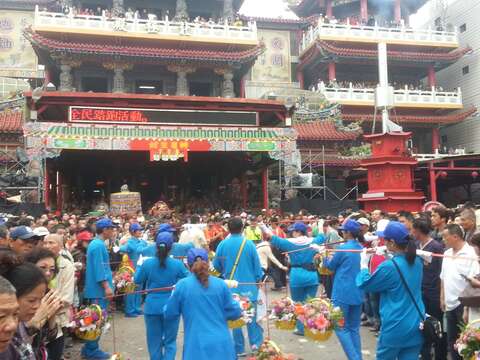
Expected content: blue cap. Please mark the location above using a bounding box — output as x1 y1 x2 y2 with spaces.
157 223 176 234
187 248 209 266
338 219 361 234
95 218 116 231
155 232 174 247
287 222 308 234
129 223 143 233
10 226 37 241
382 221 410 245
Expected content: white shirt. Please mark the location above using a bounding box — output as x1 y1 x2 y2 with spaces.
440 243 480 311
256 241 284 270
179 226 207 249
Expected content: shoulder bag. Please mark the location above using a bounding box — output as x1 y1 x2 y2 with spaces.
391 258 442 344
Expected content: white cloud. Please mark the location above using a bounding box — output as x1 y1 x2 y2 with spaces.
240 0 299 19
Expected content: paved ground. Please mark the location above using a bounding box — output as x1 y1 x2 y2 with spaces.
68 286 378 359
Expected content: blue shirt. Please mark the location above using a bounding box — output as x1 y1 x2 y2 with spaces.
134 257 189 315
324 239 364 305
270 235 324 288
119 236 148 268
356 254 425 348
164 275 241 360
170 242 194 258
213 234 263 301
84 237 113 299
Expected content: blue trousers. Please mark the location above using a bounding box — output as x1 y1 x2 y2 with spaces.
233 302 264 354
144 314 179 360
377 344 422 360
81 298 109 358
334 302 362 360
124 289 142 316
290 285 318 335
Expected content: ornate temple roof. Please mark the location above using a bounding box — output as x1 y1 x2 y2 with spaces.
299 149 363 167
294 119 361 141
0 109 23 133
25 28 265 67
342 107 477 125
299 40 471 70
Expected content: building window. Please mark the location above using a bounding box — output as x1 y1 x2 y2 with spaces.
462 66 470 75
460 23 467 32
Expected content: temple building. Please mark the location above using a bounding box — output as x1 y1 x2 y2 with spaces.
292 0 475 154
21 0 298 211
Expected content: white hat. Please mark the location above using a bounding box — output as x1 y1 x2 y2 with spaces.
375 219 390 235
357 218 370 227
240 212 247 218
33 227 50 237
223 213 231 219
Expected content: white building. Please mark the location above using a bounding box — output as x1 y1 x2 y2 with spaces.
415 0 480 153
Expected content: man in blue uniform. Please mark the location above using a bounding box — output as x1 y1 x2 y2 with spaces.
119 223 148 317
82 218 115 360
214 217 264 356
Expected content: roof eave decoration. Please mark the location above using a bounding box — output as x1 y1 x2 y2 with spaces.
294 119 362 141
299 40 471 69
24 28 266 66
342 107 477 125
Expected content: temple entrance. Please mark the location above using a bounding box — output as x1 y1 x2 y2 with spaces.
51 150 271 212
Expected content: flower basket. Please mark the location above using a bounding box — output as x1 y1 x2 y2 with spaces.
72 304 107 341
315 254 333 276
305 328 333 342
228 319 246 329
270 297 297 331
275 320 296 330
247 340 297 360
455 320 480 359
114 265 135 294
296 298 344 342
228 294 255 329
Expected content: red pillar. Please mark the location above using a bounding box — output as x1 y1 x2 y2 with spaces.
326 0 333 17
240 75 246 98
427 65 436 88
432 127 440 152
328 62 336 81
262 168 269 210
394 0 401 22
429 163 437 202
360 0 368 22
296 69 304 89
241 174 247 209
44 160 50 209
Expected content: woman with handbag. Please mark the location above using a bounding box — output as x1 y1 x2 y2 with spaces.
356 221 425 360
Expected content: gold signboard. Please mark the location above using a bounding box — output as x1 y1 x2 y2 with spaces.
251 29 291 82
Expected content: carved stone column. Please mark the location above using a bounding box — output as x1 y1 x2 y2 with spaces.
112 0 124 17
59 64 73 92
57 58 81 91
104 62 133 93
215 68 235 98
167 65 196 96
223 0 234 22
175 0 188 20
112 68 125 93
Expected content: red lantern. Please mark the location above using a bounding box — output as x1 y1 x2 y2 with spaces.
439 171 448 179
472 171 479 179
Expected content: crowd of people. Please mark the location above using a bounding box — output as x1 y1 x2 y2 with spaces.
313 79 455 93
0 202 479 359
43 1 245 27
